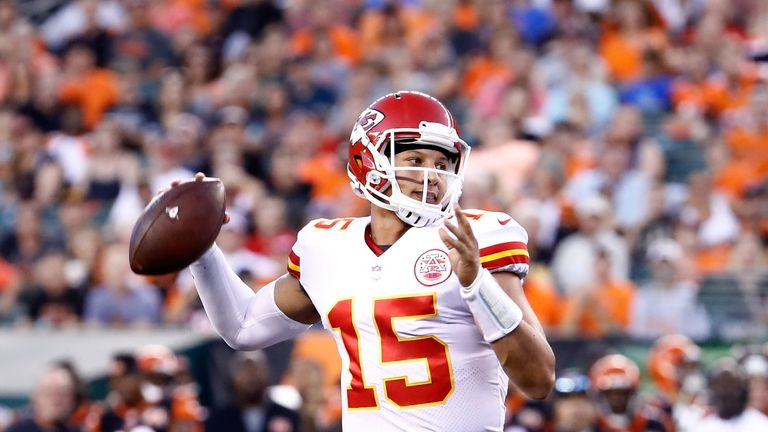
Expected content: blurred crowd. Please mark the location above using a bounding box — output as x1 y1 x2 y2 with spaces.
0 0 766 342
0 0 767 429
3 333 768 432
0 0 766 339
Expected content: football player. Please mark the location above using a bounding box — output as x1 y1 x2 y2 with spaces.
589 354 669 432
185 91 555 431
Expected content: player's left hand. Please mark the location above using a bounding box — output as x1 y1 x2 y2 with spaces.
439 204 481 287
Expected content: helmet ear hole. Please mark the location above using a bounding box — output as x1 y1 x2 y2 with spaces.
353 155 364 170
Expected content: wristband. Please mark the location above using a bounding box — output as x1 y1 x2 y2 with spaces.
460 268 524 343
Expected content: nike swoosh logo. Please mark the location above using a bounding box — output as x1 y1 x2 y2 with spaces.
498 218 511 225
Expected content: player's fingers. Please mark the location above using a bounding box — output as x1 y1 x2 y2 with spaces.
454 204 476 238
439 227 460 251
223 212 230 225
170 178 181 187
442 220 464 244
195 172 205 181
454 204 479 248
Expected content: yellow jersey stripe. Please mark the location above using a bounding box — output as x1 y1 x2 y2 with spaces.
480 249 529 263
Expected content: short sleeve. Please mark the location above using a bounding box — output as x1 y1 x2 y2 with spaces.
287 228 305 280
468 211 530 278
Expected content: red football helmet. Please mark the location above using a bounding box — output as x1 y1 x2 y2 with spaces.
347 91 470 227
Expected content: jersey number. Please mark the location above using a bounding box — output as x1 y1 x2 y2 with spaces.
327 294 454 409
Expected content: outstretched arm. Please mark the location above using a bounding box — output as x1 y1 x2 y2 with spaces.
190 244 319 350
440 205 555 399
172 173 319 350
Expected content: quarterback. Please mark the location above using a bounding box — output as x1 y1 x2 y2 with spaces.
186 91 555 431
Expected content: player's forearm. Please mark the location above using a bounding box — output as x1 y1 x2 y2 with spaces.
460 270 555 398
492 322 555 399
190 244 310 350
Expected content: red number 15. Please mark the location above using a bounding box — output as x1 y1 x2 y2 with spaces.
327 294 455 409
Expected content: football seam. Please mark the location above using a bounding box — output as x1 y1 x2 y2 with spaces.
129 201 165 272
129 190 175 269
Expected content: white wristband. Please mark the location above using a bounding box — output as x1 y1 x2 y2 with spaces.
460 268 523 343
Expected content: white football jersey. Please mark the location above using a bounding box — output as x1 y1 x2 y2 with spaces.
287 210 530 432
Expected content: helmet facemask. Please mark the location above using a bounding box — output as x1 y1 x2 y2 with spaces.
349 121 470 227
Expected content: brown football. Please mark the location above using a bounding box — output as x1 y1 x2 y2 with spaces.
129 178 226 275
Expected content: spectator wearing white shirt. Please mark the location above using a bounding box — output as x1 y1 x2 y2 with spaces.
551 193 629 294
629 238 710 340
694 360 768 432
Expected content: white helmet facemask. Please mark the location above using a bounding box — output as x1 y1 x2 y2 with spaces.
349 121 471 228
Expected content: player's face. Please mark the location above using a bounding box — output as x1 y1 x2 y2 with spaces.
392 148 450 205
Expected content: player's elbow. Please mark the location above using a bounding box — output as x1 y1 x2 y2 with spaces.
521 369 556 400
219 330 261 351
513 355 555 400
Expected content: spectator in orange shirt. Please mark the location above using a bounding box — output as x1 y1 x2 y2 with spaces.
57 43 119 130
599 0 667 83
559 248 635 338
290 2 361 66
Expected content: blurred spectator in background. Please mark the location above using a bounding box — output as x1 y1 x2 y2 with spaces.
97 353 151 432
216 212 281 287
547 370 598 432
7 367 76 432
84 244 161 327
18 251 83 328
136 344 205 432
551 193 629 295
740 350 768 417
647 334 707 431
206 350 300 432
589 354 669 431
559 248 635 338
693 359 768 431
629 238 710 340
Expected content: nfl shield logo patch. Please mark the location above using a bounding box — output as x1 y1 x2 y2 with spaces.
414 249 452 286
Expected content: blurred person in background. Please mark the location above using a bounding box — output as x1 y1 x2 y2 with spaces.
52 360 97 432
589 354 669 431
206 350 300 432
693 358 768 431
559 248 635 338
0 202 50 274
551 193 629 295
83 243 162 327
724 231 768 329
629 238 709 340
56 41 119 131
647 334 707 432
679 170 740 276
97 352 162 432
17 251 83 328
136 344 204 432
112 0 174 82
547 370 597 432
7 367 77 432
216 212 281 287
75 119 140 204
564 127 653 233
282 357 339 432
738 349 768 417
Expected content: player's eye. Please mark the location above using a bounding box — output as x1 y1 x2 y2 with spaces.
436 162 448 170
406 157 422 166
